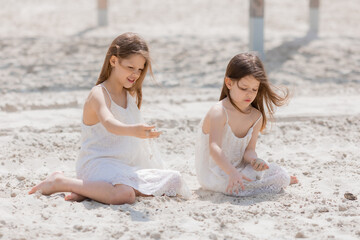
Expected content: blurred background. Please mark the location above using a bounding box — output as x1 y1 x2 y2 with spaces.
1 0 359 94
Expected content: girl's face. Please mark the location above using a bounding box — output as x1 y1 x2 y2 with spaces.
110 54 146 88
226 75 260 107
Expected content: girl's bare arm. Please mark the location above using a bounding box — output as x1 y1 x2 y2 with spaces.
88 87 160 138
243 114 268 170
207 105 238 176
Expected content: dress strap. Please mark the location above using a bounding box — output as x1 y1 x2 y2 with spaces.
253 115 263 128
100 84 113 103
221 105 229 123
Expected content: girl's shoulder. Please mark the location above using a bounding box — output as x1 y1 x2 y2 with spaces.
85 85 111 107
208 101 226 114
202 102 227 134
88 85 106 100
205 102 227 123
249 106 263 126
250 106 262 118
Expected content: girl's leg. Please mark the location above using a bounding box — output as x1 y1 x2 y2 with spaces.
28 172 136 205
65 189 151 202
134 189 152 197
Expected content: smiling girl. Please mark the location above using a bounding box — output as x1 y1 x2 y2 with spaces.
195 53 298 196
29 33 189 204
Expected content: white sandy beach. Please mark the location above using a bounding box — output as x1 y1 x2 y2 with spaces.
0 0 359 239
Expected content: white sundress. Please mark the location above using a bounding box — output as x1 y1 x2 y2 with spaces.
195 105 290 196
76 84 190 198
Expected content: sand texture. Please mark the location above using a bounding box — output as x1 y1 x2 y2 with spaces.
0 0 359 239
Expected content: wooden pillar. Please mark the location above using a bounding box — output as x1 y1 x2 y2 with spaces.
309 0 320 36
249 0 265 60
98 0 108 26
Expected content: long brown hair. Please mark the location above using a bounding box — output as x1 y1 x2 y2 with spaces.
219 53 289 131
96 32 153 109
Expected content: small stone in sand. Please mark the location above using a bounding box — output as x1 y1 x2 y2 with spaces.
209 233 218 240
318 207 329 213
16 175 25 181
150 233 161 239
338 205 347 211
295 232 306 238
344 193 357 201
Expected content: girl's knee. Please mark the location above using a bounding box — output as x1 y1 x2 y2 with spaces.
109 185 136 205
126 189 136 204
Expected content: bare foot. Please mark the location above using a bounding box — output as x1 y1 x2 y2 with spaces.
290 176 298 185
65 192 86 202
28 172 66 195
134 189 152 197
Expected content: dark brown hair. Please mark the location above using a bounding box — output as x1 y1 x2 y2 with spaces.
96 32 153 109
219 53 289 131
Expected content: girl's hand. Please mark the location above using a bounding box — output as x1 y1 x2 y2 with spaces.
251 158 269 171
226 171 252 194
132 124 161 139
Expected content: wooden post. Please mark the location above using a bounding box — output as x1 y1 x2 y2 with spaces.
249 0 265 60
309 0 320 36
98 0 108 26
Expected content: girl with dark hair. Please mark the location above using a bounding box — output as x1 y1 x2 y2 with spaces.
195 53 298 196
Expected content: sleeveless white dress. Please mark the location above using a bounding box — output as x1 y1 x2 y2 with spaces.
76 84 190 198
195 105 290 196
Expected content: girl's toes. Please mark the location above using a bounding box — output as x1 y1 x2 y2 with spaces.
28 184 41 194
65 193 77 201
64 194 72 201
65 193 86 202
28 187 36 194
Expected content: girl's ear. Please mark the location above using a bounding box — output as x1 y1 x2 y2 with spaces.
225 77 233 89
109 56 118 67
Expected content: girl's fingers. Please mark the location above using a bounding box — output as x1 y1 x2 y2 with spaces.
226 184 231 193
227 182 235 193
144 125 155 130
239 181 245 190
252 158 269 171
258 163 264 171
242 175 252 182
148 131 162 138
260 163 268 171
251 159 256 167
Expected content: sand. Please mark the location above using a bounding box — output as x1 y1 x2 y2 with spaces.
0 0 359 239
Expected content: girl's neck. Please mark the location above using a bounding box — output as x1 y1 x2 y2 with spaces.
103 76 124 95
226 97 252 114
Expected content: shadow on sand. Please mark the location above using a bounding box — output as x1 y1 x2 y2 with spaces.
194 188 284 206
80 199 151 222
265 32 318 73
72 26 99 38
